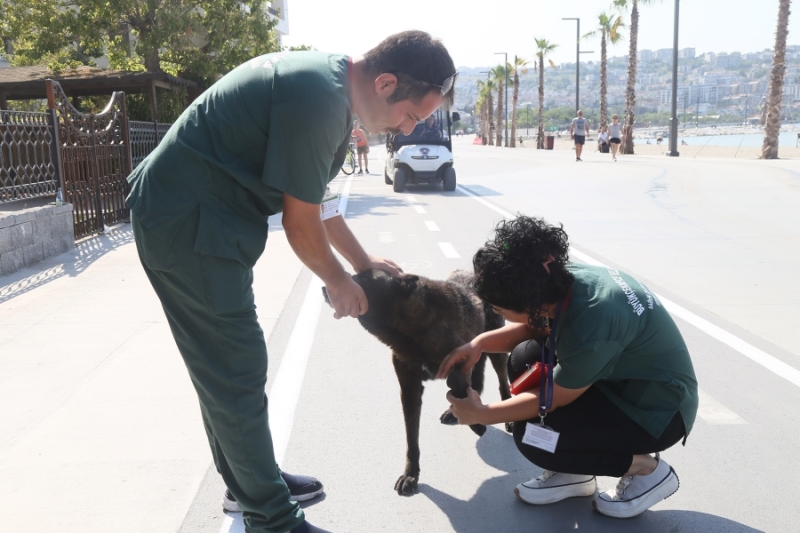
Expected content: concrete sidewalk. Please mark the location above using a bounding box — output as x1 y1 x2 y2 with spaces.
0 215 304 532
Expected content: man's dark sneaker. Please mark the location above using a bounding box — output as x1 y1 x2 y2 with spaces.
365 168 370 174
291 521 333 533
357 170 363 175
222 471 325 512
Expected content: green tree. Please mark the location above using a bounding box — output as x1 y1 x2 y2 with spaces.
583 12 624 130
509 56 529 147
613 0 661 154
491 64 507 147
2 0 280 87
761 0 792 159
534 38 558 149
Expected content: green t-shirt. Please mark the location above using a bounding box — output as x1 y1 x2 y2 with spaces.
553 264 698 439
126 51 352 267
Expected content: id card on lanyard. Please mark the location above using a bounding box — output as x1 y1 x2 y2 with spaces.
521 300 564 453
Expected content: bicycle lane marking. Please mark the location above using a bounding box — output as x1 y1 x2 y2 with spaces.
219 175 354 533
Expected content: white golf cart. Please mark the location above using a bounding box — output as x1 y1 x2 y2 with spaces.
384 109 460 193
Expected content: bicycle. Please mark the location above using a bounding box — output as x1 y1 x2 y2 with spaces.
340 140 357 175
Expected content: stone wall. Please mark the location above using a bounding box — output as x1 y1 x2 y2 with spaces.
0 203 75 277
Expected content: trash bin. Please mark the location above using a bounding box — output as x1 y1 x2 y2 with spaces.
546 136 555 150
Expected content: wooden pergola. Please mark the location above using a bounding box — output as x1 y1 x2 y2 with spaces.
0 65 198 120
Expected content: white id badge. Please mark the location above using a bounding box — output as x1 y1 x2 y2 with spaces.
522 422 560 453
320 188 340 221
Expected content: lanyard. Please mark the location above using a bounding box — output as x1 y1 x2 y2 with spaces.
538 292 570 425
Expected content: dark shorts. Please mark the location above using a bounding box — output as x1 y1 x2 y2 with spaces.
610 137 621 144
357 145 369 154
573 135 585 145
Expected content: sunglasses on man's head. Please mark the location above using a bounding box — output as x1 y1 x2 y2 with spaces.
432 71 459 96
395 71 459 96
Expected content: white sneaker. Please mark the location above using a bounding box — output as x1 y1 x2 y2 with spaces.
593 453 680 518
514 470 596 505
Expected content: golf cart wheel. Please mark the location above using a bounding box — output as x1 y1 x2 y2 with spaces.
393 168 407 193
443 167 456 191
384 166 393 185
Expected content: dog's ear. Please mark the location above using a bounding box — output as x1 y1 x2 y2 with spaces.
398 274 419 295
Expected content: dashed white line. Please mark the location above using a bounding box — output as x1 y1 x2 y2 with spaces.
697 389 747 425
413 205 427 214
438 242 461 258
425 221 441 232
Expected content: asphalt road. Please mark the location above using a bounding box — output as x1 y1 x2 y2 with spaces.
197 138 800 532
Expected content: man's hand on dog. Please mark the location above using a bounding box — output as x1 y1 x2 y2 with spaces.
446 387 486 426
325 275 369 319
364 255 403 278
436 341 484 379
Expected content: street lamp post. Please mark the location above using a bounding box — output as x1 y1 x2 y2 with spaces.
562 18 594 115
495 52 509 147
527 103 531 136
668 0 681 156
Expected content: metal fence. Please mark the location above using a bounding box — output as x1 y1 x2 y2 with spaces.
1 82 172 240
0 110 59 203
130 120 172 169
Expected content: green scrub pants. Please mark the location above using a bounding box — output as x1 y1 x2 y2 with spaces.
131 210 303 533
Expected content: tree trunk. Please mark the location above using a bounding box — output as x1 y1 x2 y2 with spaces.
622 0 639 155
537 56 545 149
600 31 608 130
510 69 519 147
761 0 792 159
144 48 161 72
488 91 495 146
496 80 504 147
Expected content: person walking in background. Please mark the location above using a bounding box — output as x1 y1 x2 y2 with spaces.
352 120 370 175
597 126 609 154
570 110 589 162
126 30 456 533
608 114 622 162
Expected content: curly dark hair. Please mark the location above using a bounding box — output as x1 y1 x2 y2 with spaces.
473 216 574 325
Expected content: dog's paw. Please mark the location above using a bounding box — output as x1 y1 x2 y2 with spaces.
469 423 487 437
439 409 459 425
394 474 418 496
505 421 514 433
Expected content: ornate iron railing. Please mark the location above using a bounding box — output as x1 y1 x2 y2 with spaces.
47 80 132 239
130 120 172 169
0 110 59 203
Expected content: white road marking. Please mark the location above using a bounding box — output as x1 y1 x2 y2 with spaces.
697 389 747 425
425 221 441 232
379 232 394 243
438 242 461 258
219 176 355 533
413 205 427 214
405 195 416 203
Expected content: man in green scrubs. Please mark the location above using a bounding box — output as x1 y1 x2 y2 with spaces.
127 31 456 533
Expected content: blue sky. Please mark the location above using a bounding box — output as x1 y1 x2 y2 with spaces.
283 0 799 68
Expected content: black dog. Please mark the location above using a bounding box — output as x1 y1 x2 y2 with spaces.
331 269 511 496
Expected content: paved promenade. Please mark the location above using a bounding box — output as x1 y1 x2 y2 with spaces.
0 214 303 532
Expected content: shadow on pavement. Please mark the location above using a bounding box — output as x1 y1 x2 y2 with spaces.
420 427 761 533
0 225 134 305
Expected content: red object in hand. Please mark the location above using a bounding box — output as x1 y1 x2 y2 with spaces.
510 363 548 395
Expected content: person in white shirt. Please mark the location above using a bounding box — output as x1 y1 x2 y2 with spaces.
569 110 589 162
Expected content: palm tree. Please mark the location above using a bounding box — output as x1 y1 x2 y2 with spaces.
761 0 792 159
490 65 507 147
509 56 529 147
484 78 496 145
534 38 558 149
613 0 660 154
475 80 492 144
584 12 624 130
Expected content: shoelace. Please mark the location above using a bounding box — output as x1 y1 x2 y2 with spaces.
614 475 634 498
537 470 558 483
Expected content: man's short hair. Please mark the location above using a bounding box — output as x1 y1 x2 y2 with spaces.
363 30 456 106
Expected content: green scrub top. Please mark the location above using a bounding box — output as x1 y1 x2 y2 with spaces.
126 51 353 267
553 264 699 439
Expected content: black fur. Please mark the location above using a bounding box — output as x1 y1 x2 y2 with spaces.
347 269 511 496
